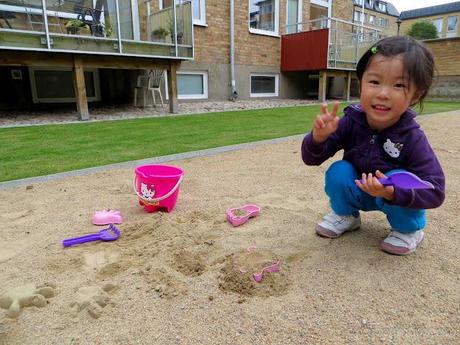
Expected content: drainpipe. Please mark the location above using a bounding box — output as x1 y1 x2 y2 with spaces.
230 0 238 100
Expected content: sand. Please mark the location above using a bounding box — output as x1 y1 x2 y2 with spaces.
0 111 459 344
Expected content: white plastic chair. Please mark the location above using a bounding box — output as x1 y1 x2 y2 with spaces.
147 69 165 109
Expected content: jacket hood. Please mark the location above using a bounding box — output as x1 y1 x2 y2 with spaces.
345 104 420 134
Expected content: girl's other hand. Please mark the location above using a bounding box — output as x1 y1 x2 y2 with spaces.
355 170 395 200
312 101 340 143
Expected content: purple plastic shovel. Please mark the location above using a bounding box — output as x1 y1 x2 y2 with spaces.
62 224 120 248
360 171 434 190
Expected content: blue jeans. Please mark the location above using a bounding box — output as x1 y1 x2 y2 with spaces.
324 160 425 233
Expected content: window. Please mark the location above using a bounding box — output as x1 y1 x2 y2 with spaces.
29 67 100 103
378 17 387 27
250 74 279 97
286 0 302 34
377 1 386 12
355 0 364 5
432 18 443 35
160 0 206 26
447 16 458 38
369 15 375 25
177 71 208 99
249 0 279 36
365 0 373 7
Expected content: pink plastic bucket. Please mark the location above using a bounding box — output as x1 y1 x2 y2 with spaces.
134 164 184 213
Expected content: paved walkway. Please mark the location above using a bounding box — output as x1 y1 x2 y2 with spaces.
0 99 323 128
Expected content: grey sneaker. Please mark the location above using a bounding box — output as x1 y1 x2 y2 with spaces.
315 211 361 238
380 229 424 255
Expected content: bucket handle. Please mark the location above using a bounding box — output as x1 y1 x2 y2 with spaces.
133 175 184 205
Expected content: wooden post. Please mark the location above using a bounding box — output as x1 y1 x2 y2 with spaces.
167 61 179 113
345 71 351 102
73 56 89 121
318 70 327 102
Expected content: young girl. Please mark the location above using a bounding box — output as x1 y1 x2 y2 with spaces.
301 36 445 255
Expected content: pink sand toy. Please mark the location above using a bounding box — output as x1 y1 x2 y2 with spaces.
253 261 280 283
226 204 261 227
91 209 123 225
134 164 184 213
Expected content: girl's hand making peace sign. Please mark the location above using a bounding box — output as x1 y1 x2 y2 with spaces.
312 101 340 144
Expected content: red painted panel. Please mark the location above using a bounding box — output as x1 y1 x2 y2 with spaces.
281 29 329 72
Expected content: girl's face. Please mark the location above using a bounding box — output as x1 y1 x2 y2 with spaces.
360 54 418 131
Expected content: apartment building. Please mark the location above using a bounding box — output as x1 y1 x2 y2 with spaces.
0 0 195 118
0 1 399 118
352 0 399 36
179 0 399 103
399 2 460 99
400 2 460 39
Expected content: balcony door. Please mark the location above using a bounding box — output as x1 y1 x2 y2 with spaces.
286 0 302 34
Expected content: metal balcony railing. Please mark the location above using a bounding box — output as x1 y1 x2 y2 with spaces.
285 17 383 70
0 0 193 59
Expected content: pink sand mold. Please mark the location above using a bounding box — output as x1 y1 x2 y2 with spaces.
253 261 280 283
252 261 280 283
247 244 257 252
226 204 261 227
91 209 123 225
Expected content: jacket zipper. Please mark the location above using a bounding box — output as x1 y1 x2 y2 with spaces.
367 134 378 172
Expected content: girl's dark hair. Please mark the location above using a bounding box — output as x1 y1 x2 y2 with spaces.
356 36 435 107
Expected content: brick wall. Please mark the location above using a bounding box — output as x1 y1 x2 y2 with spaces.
193 0 290 66
193 1 230 64
424 38 460 98
425 38 460 76
332 0 353 22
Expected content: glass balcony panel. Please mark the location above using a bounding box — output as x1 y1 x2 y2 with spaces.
52 0 117 38
118 0 132 39
0 0 45 31
0 0 193 57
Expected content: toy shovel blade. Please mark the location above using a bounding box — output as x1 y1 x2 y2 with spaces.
376 171 434 190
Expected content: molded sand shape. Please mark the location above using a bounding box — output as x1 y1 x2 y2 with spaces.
70 283 116 319
226 204 261 227
0 283 55 318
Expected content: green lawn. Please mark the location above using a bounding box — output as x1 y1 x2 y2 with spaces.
1 101 459 182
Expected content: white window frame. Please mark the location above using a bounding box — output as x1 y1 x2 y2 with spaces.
432 18 443 35
285 0 303 34
248 0 280 37
369 14 375 25
447 15 458 37
159 0 206 26
177 71 208 100
250 73 279 98
194 0 206 26
311 0 330 7
377 2 386 12
29 67 100 103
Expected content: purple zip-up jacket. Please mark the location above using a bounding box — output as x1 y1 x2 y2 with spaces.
301 104 445 210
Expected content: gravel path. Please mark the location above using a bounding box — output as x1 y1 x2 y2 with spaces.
0 99 321 128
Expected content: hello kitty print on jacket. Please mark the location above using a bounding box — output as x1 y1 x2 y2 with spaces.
383 139 403 158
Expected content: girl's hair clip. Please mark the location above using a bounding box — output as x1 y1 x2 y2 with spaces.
371 46 378 54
